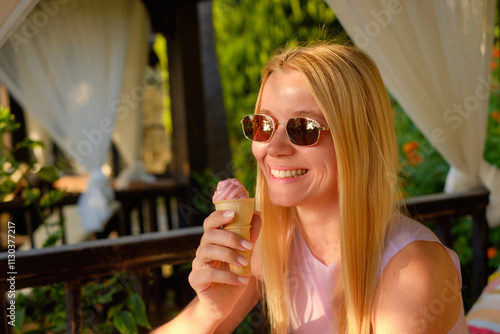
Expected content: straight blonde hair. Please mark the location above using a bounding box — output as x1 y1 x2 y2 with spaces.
255 43 398 333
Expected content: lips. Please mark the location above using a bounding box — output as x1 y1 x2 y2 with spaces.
270 168 308 178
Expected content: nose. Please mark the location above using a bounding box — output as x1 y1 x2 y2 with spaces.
266 123 294 156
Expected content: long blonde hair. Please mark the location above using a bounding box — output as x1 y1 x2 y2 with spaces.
255 43 398 333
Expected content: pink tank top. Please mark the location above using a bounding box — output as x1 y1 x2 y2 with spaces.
288 214 468 333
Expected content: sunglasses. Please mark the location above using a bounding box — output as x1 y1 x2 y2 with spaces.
241 114 329 146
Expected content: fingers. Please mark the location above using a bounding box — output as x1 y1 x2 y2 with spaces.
188 210 262 293
189 266 249 292
201 210 255 252
193 242 249 271
199 227 254 254
203 210 235 230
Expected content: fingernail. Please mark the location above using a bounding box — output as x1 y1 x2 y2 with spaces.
238 276 249 284
241 240 253 250
223 211 234 219
237 256 249 266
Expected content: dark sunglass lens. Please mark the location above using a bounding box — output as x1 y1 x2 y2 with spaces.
242 115 273 142
287 118 319 146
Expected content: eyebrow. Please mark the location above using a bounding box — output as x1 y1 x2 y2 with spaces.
259 109 325 120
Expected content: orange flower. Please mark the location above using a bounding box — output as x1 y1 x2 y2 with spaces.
492 111 500 122
492 61 498 70
493 47 500 58
402 141 418 154
407 151 423 166
487 247 497 259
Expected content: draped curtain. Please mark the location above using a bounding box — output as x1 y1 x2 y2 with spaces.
0 0 149 232
112 23 156 190
326 0 500 227
0 0 40 48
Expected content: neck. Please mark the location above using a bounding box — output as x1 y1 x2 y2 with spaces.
296 200 341 266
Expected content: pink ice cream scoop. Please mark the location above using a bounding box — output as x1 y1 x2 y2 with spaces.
213 178 254 276
212 178 249 202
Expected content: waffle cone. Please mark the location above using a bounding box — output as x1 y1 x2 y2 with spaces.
214 198 255 275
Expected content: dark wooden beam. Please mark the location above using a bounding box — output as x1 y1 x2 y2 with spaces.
0 226 203 291
198 1 233 176
165 0 209 180
9 94 30 163
402 189 489 220
142 0 232 179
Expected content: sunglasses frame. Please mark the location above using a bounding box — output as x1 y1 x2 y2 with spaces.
241 113 330 146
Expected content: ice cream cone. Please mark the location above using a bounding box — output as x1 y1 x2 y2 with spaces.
214 198 255 275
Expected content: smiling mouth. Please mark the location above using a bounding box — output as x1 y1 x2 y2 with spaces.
271 168 308 179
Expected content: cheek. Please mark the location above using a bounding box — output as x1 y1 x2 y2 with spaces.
252 142 264 163
252 143 269 177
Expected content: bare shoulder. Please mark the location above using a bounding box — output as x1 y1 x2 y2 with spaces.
372 240 462 334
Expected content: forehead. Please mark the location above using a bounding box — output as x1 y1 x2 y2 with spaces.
260 69 324 119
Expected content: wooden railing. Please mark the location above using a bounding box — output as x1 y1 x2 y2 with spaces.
0 226 203 333
0 188 491 333
0 179 191 248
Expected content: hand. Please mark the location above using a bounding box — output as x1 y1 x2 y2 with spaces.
189 210 262 320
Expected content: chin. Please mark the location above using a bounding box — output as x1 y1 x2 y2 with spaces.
269 193 299 207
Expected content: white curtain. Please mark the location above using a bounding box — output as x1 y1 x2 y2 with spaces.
327 0 500 227
0 0 149 232
0 0 40 48
113 25 156 190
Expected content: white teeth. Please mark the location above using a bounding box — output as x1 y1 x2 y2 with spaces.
271 169 308 178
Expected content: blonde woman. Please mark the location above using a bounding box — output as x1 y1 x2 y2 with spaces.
153 43 468 333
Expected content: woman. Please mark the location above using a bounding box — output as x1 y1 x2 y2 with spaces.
154 43 467 333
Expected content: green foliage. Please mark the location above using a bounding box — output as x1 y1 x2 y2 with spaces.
113 311 137 334
126 293 151 329
0 179 17 200
393 102 449 197
39 189 66 210
15 284 66 334
0 106 65 243
1 105 65 217
1 106 151 333
153 33 173 135
191 167 222 213
84 273 152 334
15 272 151 334
37 166 60 183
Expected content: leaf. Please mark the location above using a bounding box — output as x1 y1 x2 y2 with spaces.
15 306 25 331
0 108 20 134
37 166 60 183
113 310 138 334
15 138 45 151
127 293 151 329
39 190 65 209
42 229 63 248
107 304 124 320
22 188 40 205
0 178 17 198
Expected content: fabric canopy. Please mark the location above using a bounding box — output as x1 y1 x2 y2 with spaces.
0 0 40 48
327 0 500 227
0 0 150 232
112 24 156 190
